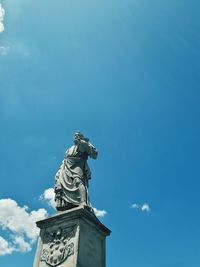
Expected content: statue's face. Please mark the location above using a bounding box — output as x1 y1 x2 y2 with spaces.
74 133 82 140
74 133 80 140
74 133 81 144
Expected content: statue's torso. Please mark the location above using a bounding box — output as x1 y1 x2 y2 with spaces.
66 145 88 159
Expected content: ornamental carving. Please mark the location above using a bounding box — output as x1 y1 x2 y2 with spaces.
40 226 76 267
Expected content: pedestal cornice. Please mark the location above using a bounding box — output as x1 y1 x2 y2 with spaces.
36 206 111 237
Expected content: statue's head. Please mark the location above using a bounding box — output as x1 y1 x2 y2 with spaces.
74 132 84 140
74 132 89 142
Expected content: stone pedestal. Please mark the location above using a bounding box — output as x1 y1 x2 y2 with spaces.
33 206 111 267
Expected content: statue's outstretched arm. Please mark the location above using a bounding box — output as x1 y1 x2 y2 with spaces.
88 143 98 159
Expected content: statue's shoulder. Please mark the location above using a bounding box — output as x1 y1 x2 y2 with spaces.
66 145 77 157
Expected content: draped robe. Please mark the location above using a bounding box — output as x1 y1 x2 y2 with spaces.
54 143 97 210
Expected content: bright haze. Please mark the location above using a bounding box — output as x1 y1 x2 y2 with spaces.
0 0 200 267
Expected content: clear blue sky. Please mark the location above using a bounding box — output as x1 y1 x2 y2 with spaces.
0 0 200 266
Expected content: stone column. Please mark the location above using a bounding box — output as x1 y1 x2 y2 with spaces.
33 206 111 267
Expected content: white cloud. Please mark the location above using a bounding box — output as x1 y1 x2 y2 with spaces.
93 208 107 218
0 198 48 256
0 42 30 57
0 236 13 256
40 188 107 218
13 236 31 252
141 203 150 212
131 202 151 212
40 188 56 209
0 46 10 56
132 203 140 209
0 3 5 33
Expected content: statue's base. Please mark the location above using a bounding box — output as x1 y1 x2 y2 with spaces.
33 206 111 267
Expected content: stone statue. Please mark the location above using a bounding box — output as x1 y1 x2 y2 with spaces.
54 132 98 211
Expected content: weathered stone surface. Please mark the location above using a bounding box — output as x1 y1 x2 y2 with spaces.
54 132 98 211
33 206 111 267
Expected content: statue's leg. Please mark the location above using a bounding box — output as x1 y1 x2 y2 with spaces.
78 182 87 205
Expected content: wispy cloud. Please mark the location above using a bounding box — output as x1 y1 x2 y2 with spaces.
40 188 107 217
0 236 13 256
0 46 10 56
141 203 150 212
0 199 47 256
40 188 56 209
131 202 151 212
0 3 5 33
93 207 107 217
0 42 31 57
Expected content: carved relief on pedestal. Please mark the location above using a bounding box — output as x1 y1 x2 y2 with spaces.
40 226 76 267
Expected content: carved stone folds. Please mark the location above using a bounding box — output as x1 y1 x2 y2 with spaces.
33 207 111 267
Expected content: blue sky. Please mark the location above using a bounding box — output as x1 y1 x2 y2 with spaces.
0 0 200 266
